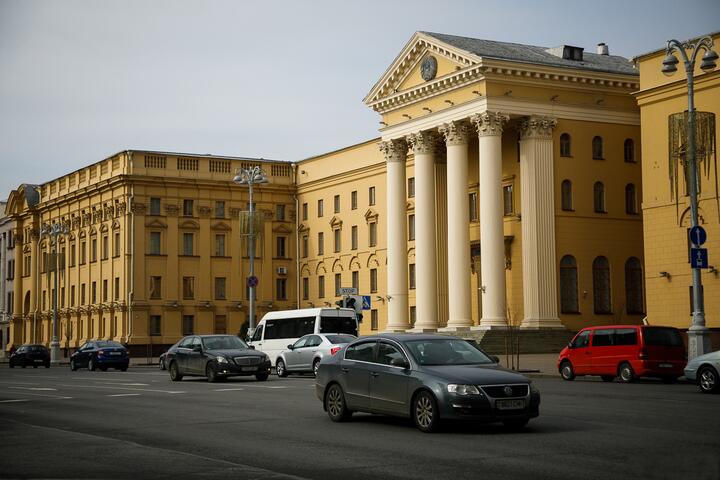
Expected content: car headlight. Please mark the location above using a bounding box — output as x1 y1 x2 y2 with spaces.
216 356 229 363
447 384 480 396
529 381 540 394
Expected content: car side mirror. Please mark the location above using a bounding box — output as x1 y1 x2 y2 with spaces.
390 358 409 369
567 342 574 349
489 355 500 364
248 345 255 350
192 345 203 353
287 344 294 350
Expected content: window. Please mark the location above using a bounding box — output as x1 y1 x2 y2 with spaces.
469 192 478 222
150 276 162 299
410 306 416 326
560 133 571 157
317 199 324 217
302 203 308 220
81 283 86 305
149 232 161 255
570 330 590 348
318 232 324 255
91 238 97 262
408 177 415 198
408 214 415 241
276 236 287 258
625 184 637 215
369 186 376 206
625 257 644 314
214 234 225 256
561 180 573 211
371 310 379 331
276 204 286 221
182 315 194 335
302 235 308 258
592 136 604 160
592 329 614 347
214 201 225 218
593 256 611 314
370 268 378 293
150 315 161 336
351 191 358 210
23 254 31 276
103 279 108 302
182 233 194 256
560 255 579 313
503 185 514 215
214 315 227 335
183 276 194 299
150 198 161 215
102 235 109 260
334 195 340 213
80 241 86 265
409 263 416 289
302 277 309 300
614 328 638 346
335 273 341 296
215 277 226 300
334 229 341 253
352 271 359 290
61 287 65 308
114 277 120 301
351 226 358 250
369 222 377 247
594 182 606 213
276 278 287 300
114 232 120 257
624 139 635 163
183 199 193 216
92 281 97 304
70 285 75 307
318 276 325 298
345 341 376 362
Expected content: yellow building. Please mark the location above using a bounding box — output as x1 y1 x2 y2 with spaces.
634 32 720 351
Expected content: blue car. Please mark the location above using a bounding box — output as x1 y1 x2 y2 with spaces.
70 341 129 372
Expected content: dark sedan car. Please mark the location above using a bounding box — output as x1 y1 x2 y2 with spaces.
165 334 271 382
70 341 129 371
315 334 540 432
159 340 182 370
9 344 50 368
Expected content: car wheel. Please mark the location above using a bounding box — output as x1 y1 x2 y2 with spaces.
560 361 575 381
276 359 288 378
601 375 615 382
88 358 96 371
100 367 108 372
413 390 440 433
256 373 269 381
206 363 219 383
618 363 635 383
169 361 183 381
70 359 77 371
44 363 50 369
313 359 321 377
502 418 529 430
698 365 719 394
325 383 352 422
159 358 166 371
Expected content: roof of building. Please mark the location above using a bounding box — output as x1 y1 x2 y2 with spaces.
422 31 638 76
631 30 720 63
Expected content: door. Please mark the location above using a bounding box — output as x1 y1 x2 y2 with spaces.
341 340 376 411
249 324 264 352
285 336 309 370
79 342 93 367
589 329 615 375
175 336 195 373
369 341 410 415
187 337 204 374
567 330 592 374
297 335 322 370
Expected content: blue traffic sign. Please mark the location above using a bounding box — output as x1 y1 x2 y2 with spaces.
361 296 371 310
690 248 709 269
247 275 259 288
689 226 707 246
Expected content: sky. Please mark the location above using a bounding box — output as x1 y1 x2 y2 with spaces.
1 0 719 198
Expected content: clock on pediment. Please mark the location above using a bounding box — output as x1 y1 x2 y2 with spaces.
421 55 438 81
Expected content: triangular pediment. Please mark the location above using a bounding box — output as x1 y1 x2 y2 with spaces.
273 224 292 234
211 221 232 232
146 219 167 229
179 220 200 230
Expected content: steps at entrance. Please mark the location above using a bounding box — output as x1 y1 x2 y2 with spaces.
447 329 575 355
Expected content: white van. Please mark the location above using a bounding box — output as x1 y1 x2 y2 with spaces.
248 308 358 365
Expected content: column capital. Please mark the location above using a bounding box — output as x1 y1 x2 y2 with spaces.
519 116 557 140
471 111 509 137
378 139 408 163
439 121 472 146
406 131 440 155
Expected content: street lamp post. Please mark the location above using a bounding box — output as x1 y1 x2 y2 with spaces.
41 223 69 364
662 36 718 359
233 166 269 335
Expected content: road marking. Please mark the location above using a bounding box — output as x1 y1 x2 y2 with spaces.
107 393 141 397
0 399 29 403
214 388 245 392
56 383 186 394
98 382 149 386
29 387 58 391
6 389 72 400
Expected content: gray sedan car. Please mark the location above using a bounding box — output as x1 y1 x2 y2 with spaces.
276 333 356 377
315 333 540 432
684 350 720 393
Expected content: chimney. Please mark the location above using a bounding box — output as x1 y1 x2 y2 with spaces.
597 43 609 55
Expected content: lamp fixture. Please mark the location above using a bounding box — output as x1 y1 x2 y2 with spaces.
402 114 412 119
444 100 455 106
659 271 671 279
422 107 432 113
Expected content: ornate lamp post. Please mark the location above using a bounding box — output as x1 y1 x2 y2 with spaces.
233 166 269 335
662 36 718 359
40 222 69 364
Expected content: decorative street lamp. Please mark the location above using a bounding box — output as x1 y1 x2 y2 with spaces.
40 222 69 364
662 35 718 359
233 166 269 335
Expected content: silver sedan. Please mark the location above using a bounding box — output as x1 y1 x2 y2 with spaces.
276 333 356 377
684 349 720 393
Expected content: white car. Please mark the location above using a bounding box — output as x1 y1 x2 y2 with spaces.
275 333 356 377
684 350 720 393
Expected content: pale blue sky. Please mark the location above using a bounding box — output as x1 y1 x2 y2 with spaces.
1 0 718 197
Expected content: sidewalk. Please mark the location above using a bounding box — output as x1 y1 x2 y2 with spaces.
497 353 560 378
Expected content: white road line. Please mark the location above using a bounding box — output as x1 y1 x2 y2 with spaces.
6 389 72 400
98 382 149 386
29 387 58 391
213 388 245 392
107 393 141 397
56 383 186 394
0 399 29 403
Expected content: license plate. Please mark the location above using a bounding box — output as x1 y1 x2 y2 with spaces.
496 399 525 410
659 363 672 368
241 366 257 372
34 359 43 363
110 352 121 356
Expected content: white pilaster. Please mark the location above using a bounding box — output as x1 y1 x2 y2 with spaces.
379 139 410 332
519 116 564 328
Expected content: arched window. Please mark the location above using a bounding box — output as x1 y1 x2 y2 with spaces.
592 136 604 160
625 257 644 314
625 184 637 214
561 180 573 211
624 139 635 163
594 182 606 213
593 256 612 314
560 255 579 313
560 133 571 157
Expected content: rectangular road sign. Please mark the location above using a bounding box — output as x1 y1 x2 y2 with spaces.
361 295 371 310
690 248 709 269
339 287 358 295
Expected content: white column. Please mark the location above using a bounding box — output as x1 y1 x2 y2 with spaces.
438 121 473 331
519 116 564 329
379 139 410 332
472 111 509 329
407 131 439 332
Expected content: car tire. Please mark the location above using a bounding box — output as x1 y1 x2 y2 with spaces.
312 359 321 377
256 373 269 381
413 390 439 433
70 359 77 371
618 362 635 383
276 359 288 378
601 375 615 382
159 359 166 371
325 383 352 422
169 361 183 381
88 358 96 371
560 361 575 381
44 363 50 369
502 418 529 430
100 367 108 372
206 363 219 383
698 365 719 394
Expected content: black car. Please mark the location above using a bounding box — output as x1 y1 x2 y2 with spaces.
70 341 129 371
9 344 50 368
315 333 540 433
159 340 182 370
165 334 271 383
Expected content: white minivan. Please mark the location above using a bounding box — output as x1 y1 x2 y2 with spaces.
248 308 358 365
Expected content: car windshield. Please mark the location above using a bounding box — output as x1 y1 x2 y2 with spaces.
96 341 123 348
202 336 248 350
643 327 683 347
326 334 356 344
405 339 494 366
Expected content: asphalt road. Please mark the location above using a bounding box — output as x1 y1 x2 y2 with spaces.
0 366 718 480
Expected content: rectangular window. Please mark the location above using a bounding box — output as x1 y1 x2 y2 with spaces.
81 283 86 305
369 222 377 247
302 235 308 258
318 276 325 298
276 204 286 221
214 234 225 256
503 185 514 215
182 233 194 256
370 268 378 293
276 278 287 300
352 271 359 290
371 310 378 331
334 195 340 213
114 232 120 257
182 315 194 335
80 241 86 264
103 279 108 302
215 201 225 218
302 277 309 300
302 203 308 220
102 235 109 260
408 177 415 198
70 244 76 266
317 199 324 217
183 277 194 299
183 199 194 216
149 232 161 255
335 273 341 296
469 192 478 222
318 232 324 256
408 214 415 241
409 263 416 289
150 315 161 336
114 277 120 301
61 287 65 308
92 281 97 304
351 191 358 210
334 229 341 252
351 226 358 250
91 238 97 262
149 276 162 299
150 197 161 215
24 255 30 276
215 277 226 300
369 186 376 206
214 315 227 335
70 285 75 307
410 306 416 326
276 236 286 258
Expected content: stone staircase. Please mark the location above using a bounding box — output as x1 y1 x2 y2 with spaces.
449 328 575 355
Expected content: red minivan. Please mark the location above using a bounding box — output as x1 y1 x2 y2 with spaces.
557 325 686 383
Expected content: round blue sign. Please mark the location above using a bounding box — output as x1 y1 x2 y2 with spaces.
247 275 259 288
689 226 707 246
